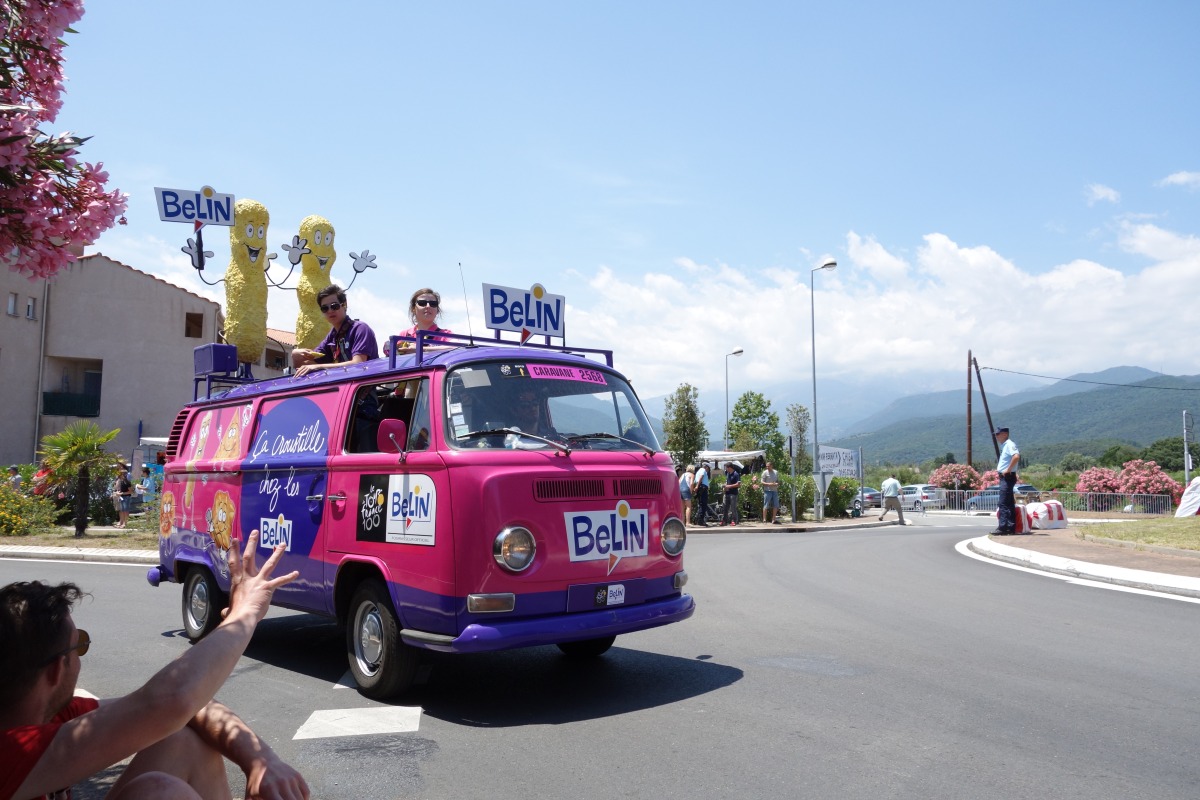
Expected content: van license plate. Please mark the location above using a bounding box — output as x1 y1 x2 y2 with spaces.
567 579 644 612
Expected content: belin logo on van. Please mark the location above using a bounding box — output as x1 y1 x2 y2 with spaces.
565 500 648 575
260 515 293 551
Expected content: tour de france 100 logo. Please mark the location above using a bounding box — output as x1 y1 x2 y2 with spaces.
357 474 437 546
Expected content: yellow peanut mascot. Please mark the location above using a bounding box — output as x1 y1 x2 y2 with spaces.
225 199 270 364
293 214 336 350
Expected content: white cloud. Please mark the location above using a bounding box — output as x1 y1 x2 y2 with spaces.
1156 171 1200 191
86 224 1200 405
1085 183 1120 206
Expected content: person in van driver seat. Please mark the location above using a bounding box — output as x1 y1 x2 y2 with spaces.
291 284 379 377
509 386 559 439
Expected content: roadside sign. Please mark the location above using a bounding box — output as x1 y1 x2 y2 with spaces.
483 282 566 342
819 445 860 478
154 185 235 227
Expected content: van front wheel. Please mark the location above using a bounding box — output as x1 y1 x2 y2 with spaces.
347 580 418 699
182 567 225 642
557 635 616 659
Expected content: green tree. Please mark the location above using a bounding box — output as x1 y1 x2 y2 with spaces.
729 391 786 468
1138 437 1199 473
1057 452 1096 472
785 403 812 475
661 383 708 467
39 421 119 537
1098 444 1140 468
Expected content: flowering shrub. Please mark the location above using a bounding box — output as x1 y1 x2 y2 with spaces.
1076 467 1121 494
1116 459 1183 504
1 0 127 279
0 486 58 536
826 476 860 518
980 469 999 487
927 463 983 491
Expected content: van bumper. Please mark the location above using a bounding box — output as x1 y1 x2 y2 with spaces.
401 592 695 653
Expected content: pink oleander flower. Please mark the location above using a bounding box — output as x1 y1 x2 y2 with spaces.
928 463 983 490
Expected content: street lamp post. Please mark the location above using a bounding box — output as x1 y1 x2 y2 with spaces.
725 347 744 450
811 258 836 521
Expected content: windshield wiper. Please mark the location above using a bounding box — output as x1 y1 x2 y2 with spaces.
567 432 656 455
459 427 571 454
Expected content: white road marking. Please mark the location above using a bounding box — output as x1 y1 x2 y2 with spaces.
294 706 423 740
955 538 1200 604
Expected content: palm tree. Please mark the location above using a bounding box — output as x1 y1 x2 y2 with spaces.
40 421 120 537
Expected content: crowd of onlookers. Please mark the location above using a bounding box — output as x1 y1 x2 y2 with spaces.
677 458 783 527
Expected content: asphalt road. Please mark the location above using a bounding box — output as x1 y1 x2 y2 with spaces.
5 514 1199 799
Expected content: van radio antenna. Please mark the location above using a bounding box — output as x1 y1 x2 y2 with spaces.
458 262 475 341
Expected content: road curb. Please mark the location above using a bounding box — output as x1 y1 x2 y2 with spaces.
0 545 158 565
966 536 1200 599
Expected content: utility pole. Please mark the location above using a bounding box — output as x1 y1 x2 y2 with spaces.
972 357 1000 459
966 350 973 469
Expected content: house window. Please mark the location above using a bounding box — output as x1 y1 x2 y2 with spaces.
6 293 16 316
25 297 36 320
185 312 203 338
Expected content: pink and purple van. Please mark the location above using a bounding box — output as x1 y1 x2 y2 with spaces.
148 334 693 697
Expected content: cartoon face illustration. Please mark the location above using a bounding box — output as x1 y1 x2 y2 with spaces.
159 490 176 538
214 413 244 461
298 214 336 271
190 411 213 460
207 490 236 551
230 199 270 265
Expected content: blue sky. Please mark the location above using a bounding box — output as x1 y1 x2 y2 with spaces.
58 1 1200 407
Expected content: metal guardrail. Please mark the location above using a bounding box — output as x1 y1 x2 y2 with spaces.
41 391 100 417
941 489 1175 515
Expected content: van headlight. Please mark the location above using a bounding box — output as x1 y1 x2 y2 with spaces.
493 527 536 572
661 517 686 557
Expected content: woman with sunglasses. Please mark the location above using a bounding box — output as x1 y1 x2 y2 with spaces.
384 288 454 355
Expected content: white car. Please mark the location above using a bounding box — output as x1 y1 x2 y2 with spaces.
900 484 945 512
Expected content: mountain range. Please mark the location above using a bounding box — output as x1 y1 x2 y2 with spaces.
642 366 1199 466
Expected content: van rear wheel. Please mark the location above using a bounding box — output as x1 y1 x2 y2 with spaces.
557 635 616 659
182 567 225 641
347 580 419 699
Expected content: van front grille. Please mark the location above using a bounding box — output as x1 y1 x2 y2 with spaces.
534 478 607 501
614 478 663 497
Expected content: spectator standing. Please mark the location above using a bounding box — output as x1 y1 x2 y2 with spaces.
693 463 711 526
761 461 781 523
6 466 21 493
679 465 695 524
135 466 155 505
878 474 905 525
721 462 742 526
992 426 1021 535
115 468 134 529
31 461 52 496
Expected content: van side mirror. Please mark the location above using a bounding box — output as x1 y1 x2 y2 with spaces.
377 419 408 454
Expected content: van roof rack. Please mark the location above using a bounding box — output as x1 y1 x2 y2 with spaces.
388 330 614 369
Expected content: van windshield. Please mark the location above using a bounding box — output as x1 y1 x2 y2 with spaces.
444 360 659 451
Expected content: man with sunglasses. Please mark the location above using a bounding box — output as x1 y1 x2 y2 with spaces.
0 531 310 800
290 284 379 378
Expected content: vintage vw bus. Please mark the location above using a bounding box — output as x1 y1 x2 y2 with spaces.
148 333 693 697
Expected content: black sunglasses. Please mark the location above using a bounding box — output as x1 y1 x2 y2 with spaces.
415 299 439 308
43 628 90 665
319 301 344 313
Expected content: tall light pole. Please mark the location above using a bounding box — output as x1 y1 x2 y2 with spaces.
725 347 744 449
811 258 836 521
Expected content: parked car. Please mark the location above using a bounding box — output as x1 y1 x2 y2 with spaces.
966 484 1041 511
900 484 945 511
852 487 882 510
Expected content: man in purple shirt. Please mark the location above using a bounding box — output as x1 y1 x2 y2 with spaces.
291 284 381 450
291 284 379 377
